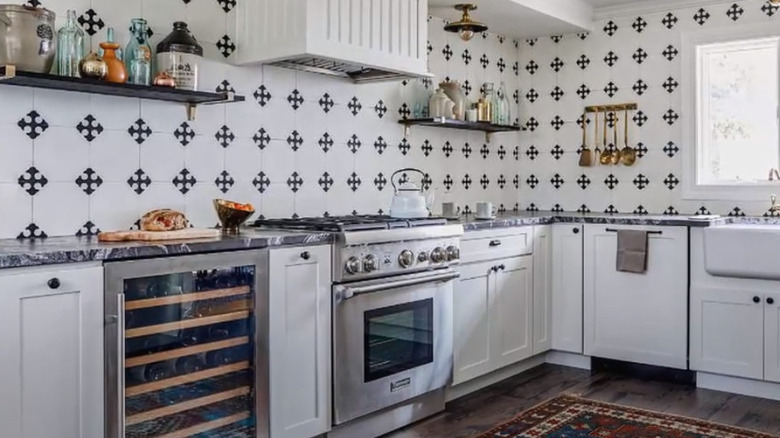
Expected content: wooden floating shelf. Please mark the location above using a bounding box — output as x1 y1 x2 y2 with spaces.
126 310 251 339
399 117 524 142
155 411 251 438
125 336 249 368
0 65 245 121
126 361 251 397
585 103 638 113
126 386 250 426
125 286 251 311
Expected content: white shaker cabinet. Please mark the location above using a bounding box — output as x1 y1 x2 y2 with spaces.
0 264 104 438
583 225 688 370
551 224 584 354
493 256 534 369
764 293 780 383
268 246 332 438
453 261 495 384
532 225 553 355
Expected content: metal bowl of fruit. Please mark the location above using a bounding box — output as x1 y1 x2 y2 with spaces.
213 199 256 234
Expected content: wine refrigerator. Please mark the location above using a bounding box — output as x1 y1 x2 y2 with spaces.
104 251 268 438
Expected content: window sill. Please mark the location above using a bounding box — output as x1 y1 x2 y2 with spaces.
682 183 780 201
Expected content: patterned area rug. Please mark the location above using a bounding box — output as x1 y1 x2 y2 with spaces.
478 395 775 438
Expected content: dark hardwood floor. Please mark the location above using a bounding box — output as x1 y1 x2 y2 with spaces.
387 364 780 437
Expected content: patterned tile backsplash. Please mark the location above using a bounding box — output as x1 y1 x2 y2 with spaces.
4 0 780 240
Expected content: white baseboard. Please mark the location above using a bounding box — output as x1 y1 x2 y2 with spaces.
446 355 546 402
697 372 780 402
545 351 591 370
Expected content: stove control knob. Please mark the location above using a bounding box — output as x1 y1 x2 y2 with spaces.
418 251 429 262
363 255 379 273
398 250 415 268
430 247 447 264
446 246 460 261
345 257 361 275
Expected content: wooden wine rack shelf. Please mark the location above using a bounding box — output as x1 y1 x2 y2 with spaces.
126 361 251 397
125 286 252 311
155 411 252 438
126 310 251 339
126 386 251 426
125 336 250 368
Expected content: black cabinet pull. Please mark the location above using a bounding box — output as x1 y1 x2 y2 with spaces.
47 278 61 289
754 296 761 304
489 240 502 247
573 228 580 234
499 264 506 271
769 297 776 305
606 228 663 235
300 251 311 260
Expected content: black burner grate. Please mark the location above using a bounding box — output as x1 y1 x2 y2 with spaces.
252 215 447 232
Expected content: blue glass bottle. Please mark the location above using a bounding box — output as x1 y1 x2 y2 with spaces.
56 10 85 77
124 18 152 75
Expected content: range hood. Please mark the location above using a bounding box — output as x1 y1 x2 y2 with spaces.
233 0 431 84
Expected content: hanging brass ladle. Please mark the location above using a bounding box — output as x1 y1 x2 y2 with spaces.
620 107 637 166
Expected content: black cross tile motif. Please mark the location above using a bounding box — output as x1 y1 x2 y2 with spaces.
373 173 387 191
763 1 779 17
632 16 648 33
422 140 433 157
514 146 520 161
526 38 537 46
479 144 490 159
696 206 712 216
78 9 105 36
427 41 433 54
729 207 746 217
526 117 539 132
399 138 411 155
318 133 334 153
461 174 473 190
550 57 564 72
513 89 520 104
605 205 619 214
76 221 100 237
664 174 680 190
578 32 589 40
217 0 236 12
633 174 650 190
526 89 539 102
577 175 591 189
526 60 539 75
76 115 103 142
526 145 539 160
347 134 361 153
215 125 235 148
526 175 539 189
216 80 235 94
374 136 387 154
551 86 564 101
128 118 152 144
480 54 490 69
513 61 519 76
633 48 648 64
347 172 361 192
317 172 334 192
604 82 619 98
442 44 453 61
497 175 507 189
479 174 490 190
215 170 234 194
664 207 680 215
287 89 304 110
24 0 41 6
253 172 270 193
662 12 679 29
254 85 271 106
174 122 195 146
18 110 49 139
287 130 304 151
663 109 679 125
18 166 48 195
462 49 472 65
577 84 591 100
726 3 744 21
287 172 304 192
513 175 520 189
463 80 473 96
633 206 649 215
663 77 679 93
462 142 473 158
635 143 648 158
576 55 590 70
497 58 506 73
18 223 47 239
497 145 507 160
551 174 564 189
604 20 618 36
604 51 618 67
552 204 564 213
374 100 388 118
664 141 680 157
319 93 334 113
633 111 648 127
552 145 564 160
253 128 271 150
442 141 453 157
551 35 563 43
347 97 362 116
577 114 590 129
443 175 454 191
75 168 102 195
127 169 151 195
694 8 711 25
398 103 411 119
633 79 648 95
577 205 591 214
526 204 540 212
172 169 196 194
604 174 619 190
217 35 236 58
662 45 679 61
551 116 564 131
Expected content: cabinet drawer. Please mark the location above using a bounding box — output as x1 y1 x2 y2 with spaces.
461 229 532 264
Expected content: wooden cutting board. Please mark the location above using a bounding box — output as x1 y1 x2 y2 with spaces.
98 228 221 242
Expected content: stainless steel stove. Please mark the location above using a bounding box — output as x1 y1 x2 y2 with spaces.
254 215 464 437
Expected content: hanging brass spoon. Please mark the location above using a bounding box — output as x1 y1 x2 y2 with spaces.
620 107 637 166
599 109 613 165
609 113 621 165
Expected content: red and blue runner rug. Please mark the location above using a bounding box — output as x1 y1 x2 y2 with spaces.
478 395 775 438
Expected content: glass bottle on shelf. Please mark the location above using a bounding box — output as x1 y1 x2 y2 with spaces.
99 27 122 61
481 83 496 122
56 10 85 77
129 48 152 85
497 82 510 125
124 18 152 76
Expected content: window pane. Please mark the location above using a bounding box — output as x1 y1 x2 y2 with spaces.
699 39 779 184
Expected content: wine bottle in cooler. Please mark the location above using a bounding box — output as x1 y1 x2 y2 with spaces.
128 360 174 383
175 354 206 375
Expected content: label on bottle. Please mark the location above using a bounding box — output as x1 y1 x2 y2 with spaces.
156 52 200 91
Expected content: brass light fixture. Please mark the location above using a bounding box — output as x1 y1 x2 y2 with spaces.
444 4 488 42
772 0 780 3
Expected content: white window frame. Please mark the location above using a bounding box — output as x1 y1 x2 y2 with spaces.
682 21 780 201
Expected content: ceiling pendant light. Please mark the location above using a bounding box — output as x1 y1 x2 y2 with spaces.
444 4 488 42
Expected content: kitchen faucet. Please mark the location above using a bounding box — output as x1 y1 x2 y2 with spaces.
770 168 780 212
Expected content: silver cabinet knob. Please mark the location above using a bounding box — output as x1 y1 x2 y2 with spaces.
345 257 361 275
446 246 460 261
363 255 379 273
398 250 414 268
430 247 446 263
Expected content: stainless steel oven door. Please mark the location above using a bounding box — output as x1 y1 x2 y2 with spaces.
332 269 458 425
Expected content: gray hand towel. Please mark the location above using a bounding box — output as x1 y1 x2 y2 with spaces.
616 230 649 274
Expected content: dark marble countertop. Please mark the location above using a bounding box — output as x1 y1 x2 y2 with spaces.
450 211 728 231
0 229 333 270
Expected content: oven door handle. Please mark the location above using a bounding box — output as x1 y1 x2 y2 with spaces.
339 271 460 300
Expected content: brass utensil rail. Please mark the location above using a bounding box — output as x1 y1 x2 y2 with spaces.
585 103 638 113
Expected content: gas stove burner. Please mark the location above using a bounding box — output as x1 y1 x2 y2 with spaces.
253 215 448 232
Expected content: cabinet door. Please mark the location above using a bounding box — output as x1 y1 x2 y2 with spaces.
0 265 103 438
690 287 764 380
584 226 688 369
492 256 534 369
533 226 553 355
765 293 780 383
269 246 332 438
453 261 494 385
551 224 584 353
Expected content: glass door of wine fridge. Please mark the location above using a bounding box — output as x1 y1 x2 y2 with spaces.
105 251 268 438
